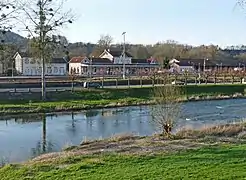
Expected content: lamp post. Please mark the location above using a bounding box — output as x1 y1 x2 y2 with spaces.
90 56 94 82
198 62 201 84
122 32 126 79
203 58 208 72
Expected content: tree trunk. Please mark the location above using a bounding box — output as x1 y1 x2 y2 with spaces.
185 76 187 86
102 76 104 88
41 55 46 101
214 73 216 84
42 114 46 153
71 80 74 92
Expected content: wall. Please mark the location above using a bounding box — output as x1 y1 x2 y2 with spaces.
22 58 67 76
69 63 81 75
100 52 113 61
15 54 23 74
46 63 67 76
113 57 131 64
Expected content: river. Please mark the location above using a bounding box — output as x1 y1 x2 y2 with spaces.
0 98 246 163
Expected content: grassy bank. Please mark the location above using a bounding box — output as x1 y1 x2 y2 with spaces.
1 123 246 179
1 84 246 115
1 145 246 179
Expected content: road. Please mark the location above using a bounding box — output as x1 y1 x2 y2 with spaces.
0 82 242 93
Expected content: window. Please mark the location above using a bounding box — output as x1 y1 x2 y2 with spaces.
77 67 79 73
38 67 42 74
47 67 52 74
25 68 29 74
24 58 29 64
60 67 64 74
54 67 58 73
30 59 36 64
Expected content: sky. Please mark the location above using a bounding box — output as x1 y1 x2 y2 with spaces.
17 0 246 47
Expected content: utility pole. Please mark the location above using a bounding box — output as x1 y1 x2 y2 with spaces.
39 2 46 101
90 56 93 83
122 32 126 79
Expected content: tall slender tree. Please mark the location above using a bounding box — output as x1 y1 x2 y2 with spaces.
20 0 74 100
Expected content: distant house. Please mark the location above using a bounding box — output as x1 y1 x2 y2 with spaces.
169 58 242 73
99 49 133 64
14 52 68 76
169 59 195 73
69 52 159 77
69 56 112 76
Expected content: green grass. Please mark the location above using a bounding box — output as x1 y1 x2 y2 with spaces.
1 144 246 179
0 84 246 114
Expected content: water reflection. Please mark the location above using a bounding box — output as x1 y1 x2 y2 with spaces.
1 99 246 163
30 114 54 158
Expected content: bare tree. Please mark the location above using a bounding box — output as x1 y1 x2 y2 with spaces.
91 34 113 57
0 1 18 31
151 83 184 137
19 0 74 100
0 1 19 75
97 34 113 49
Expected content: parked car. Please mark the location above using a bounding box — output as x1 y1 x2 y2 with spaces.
83 82 102 88
171 80 185 85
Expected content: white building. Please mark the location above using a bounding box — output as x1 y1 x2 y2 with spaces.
14 52 68 76
169 58 195 73
99 49 132 64
69 50 159 77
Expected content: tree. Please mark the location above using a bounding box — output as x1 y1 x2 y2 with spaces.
0 1 19 75
97 34 113 49
0 1 18 33
91 34 113 57
151 83 184 137
136 45 150 59
162 57 170 69
20 0 74 100
0 44 18 74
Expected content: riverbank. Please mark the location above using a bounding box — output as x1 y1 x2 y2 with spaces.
1 123 246 179
0 84 246 115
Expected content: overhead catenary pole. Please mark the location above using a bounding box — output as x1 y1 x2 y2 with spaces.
203 58 208 72
122 32 126 79
39 1 46 101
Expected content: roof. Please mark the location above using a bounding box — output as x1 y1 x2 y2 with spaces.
177 59 217 66
176 58 241 67
69 56 87 63
131 59 149 64
19 52 30 57
13 52 30 58
92 58 112 64
110 50 132 57
50 57 67 64
100 49 133 58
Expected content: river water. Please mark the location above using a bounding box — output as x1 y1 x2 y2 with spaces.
0 98 246 163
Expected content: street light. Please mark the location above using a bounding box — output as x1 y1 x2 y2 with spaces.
203 58 208 72
122 32 126 79
90 56 94 82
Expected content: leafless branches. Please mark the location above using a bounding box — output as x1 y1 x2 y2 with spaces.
17 0 74 100
151 84 184 137
19 0 74 57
